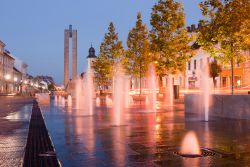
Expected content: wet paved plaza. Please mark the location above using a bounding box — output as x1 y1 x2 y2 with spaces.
0 97 33 167
42 99 250 167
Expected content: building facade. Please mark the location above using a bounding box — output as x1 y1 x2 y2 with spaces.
185 48 217 89
2 50 15 93
0 40 29 94
220 50 250 88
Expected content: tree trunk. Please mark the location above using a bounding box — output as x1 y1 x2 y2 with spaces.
231 57 234 95
213 77 216 89
139 62 142 96
139 62 142 105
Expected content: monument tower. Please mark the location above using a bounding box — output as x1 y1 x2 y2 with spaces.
64 25 77 86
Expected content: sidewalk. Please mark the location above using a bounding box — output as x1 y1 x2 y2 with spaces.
0 96 33 167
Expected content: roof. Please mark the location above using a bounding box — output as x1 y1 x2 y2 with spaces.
87 46 97 58
13 67 22 74
3 51 15 60
0 40 5 47
191 41 201 50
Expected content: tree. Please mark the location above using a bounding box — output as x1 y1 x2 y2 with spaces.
92 55 112 91
125 13 151 95
198 0 250 95
209 60 222 88
48 82 56 91
150 0 192 77
92 22 124 92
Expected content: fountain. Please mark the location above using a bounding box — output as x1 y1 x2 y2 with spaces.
75 71 94 115
96 97 100 107
58 96 62 106
85 71 94 115
67 95 72 107
54 95 58 106
61 96 65 107
112 64 126 126
167 74 174 106
180 131 201 156
201 61 211 121
75 78 84 110
106 95 113 107
146 63 157 112
124 75 131 108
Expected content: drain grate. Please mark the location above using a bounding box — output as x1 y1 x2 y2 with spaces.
173 148 218 158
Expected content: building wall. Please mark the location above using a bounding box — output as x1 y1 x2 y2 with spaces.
3 52 15 93
220 50 250 88
185 49 217 89
220 63 243 88
242 50 250 87
0 42 5 93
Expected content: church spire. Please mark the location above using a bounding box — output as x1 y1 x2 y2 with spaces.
87 45 97 58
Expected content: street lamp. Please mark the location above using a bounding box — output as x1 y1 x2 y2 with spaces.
5 74 10 80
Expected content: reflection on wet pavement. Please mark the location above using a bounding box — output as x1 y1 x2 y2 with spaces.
42 100 250 167
0 98 32 167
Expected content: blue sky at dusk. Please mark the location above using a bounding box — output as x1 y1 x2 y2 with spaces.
0 0 203 84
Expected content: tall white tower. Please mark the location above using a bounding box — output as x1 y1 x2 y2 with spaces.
87 45 97 72
64 25 77 86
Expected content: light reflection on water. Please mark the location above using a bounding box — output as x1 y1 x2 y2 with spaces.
41 100 250 166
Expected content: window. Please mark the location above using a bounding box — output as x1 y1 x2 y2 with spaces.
188 61 191 70
194 60 197 70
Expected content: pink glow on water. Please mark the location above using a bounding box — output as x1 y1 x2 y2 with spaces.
180 131 201 155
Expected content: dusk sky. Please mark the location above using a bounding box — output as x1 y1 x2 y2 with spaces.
1 0 203 84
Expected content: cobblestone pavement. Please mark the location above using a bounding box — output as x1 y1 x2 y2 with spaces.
0 97 33 167
42 100 250 167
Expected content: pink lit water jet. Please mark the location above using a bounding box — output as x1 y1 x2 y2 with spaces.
146 63 157 112
201 61 211 121
112 65 126 126
96 97 100 107
61 96 65 107
75 71 94 115
106 96 113 107
54 95 58 105
180 131 201 155
67 95 72 107
167 74 174 106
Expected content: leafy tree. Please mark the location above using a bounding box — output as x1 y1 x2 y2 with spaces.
125 12 151 95
198 0 250 94
92 22 124 92
150 0 192 76
92 55 112 91
209 60 222 88
99 22 124 66
48 82 56 91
